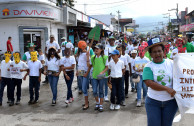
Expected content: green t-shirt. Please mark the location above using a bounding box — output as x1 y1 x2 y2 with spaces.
183 42 194 52
91 55 108 79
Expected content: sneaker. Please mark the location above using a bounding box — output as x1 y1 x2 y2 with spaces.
28 99 34 105
104 96 109 102
65 100 69 104
9 101 14 106
7 100 11 103
131 88 135 92
110 104 115 110
33 100 39 104
15 100 20 105
98 105 103 112
95 104 99 110
52 100 56 106
69 98 74 103
115 105 120 110
125 94 129 98
136 100 141 107
120 101 126 106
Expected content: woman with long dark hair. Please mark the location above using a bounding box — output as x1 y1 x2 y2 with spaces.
44 47 61 106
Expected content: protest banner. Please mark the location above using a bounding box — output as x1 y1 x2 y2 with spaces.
173 53 194 122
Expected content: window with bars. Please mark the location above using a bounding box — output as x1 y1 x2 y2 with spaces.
58 29 65 46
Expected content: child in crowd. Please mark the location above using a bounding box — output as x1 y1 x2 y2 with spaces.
60 43 76 104
0 51 12 106
86 44 108 112
133 47 149 107
44 47 61 106
24 51 42 104
116 46 127 106
130 50 137 92
10 52 28 105
109 50 125 110
76 41 91 110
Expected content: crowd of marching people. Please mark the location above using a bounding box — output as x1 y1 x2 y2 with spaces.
0 34 194 125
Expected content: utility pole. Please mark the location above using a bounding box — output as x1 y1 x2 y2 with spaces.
84 3 87 14
116 10 121 33
168 3 179 35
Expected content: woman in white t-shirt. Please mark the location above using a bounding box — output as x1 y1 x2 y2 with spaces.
60 43 76 104
143 38 178 126
44 47 61 106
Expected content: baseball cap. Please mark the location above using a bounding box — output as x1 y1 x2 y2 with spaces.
50 35 54 38
94 44 104 50
131 50 137 54
61 37 66 40
111 50 120 55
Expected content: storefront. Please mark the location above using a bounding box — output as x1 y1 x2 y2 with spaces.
0 1 67 55
180 24 194 40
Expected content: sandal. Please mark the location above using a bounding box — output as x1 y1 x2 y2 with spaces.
83 105 89 110
82 101 89 107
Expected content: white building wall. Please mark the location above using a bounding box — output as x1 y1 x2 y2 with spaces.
0 18 66 53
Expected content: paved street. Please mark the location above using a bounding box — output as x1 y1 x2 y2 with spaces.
0 74 193 126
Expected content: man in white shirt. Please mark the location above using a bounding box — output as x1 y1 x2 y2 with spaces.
45 35 60 57
104 36 117 56
61 37 67 57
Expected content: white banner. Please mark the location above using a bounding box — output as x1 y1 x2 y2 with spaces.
173 53 194 122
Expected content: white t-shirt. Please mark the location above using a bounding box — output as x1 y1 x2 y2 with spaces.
144 59 174 101
170 48 187 59
133 57 149 75
119 55 128 67
104 45 117 56
45 57 61 72
0 60 11 78
28 60 42 76
11 61 28 79
61 41 67 50
77 53 88 71
124 54 131 71
130 58 136 73
109 59 124 78
125 44 133 54
46 41 60 53
38 54 45 61
131 45 138 51
60 56 76 71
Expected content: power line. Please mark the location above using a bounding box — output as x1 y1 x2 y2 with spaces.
75 0 133 5
87 0 139 11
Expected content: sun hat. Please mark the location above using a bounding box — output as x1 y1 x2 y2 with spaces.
111 50 120 55
26 43 36 48
50 35 55 38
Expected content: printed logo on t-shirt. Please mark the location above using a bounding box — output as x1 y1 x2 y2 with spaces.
157 70 171 86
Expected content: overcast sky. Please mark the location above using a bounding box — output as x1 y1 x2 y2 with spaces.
74 0 194 33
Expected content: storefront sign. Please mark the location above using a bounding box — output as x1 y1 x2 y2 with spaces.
0 3 62 21
180 24 194 32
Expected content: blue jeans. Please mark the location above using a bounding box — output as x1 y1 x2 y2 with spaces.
92 79 104 98
137 75 147 101
64 71 74 100
130 73 135 89
78 74 90 96
62 50 65 57
145 96 178 126
111 77 122 104
29 76 40 101
104 78 108 97
48 75 59 101
0 77 12 102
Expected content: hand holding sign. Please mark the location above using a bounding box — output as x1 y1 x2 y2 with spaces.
88 26 101 52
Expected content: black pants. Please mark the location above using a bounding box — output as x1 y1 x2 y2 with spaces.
12 78 22 101
111 77 122 104
124 71 129 95
29 76 40 101
0 77 13 102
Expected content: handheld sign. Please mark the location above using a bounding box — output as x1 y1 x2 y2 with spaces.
88 26 101 51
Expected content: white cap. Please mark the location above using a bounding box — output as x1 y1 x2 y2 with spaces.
131 50 137 54
61 37 66 40
66 43 72 49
